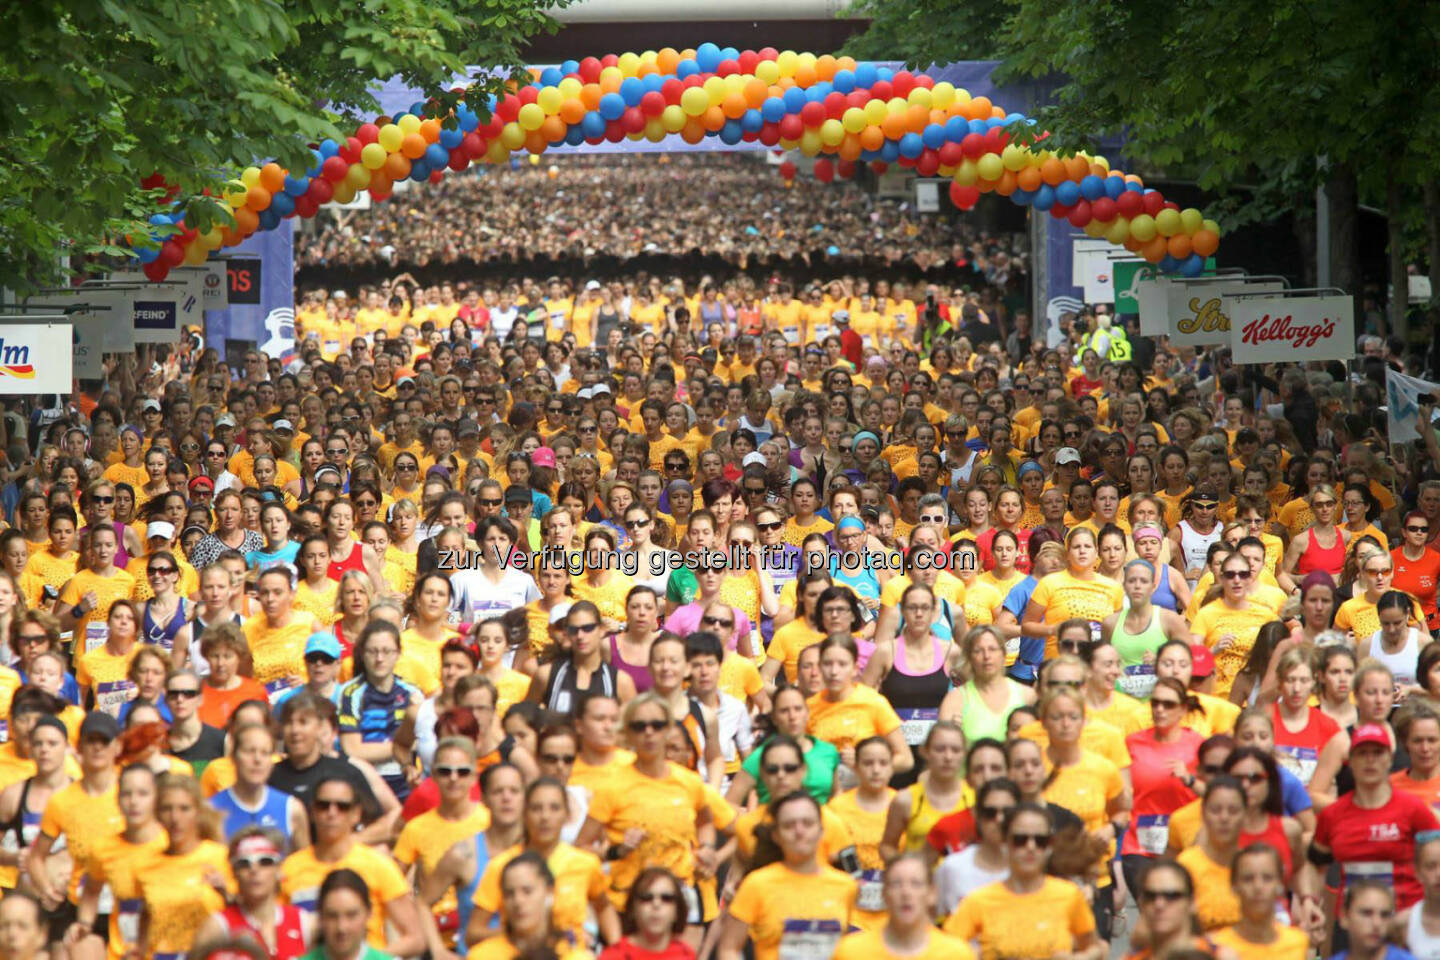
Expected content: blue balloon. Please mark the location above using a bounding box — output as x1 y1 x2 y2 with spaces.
1055 181 1081 206
564 125 586 146
581 112 606 138
761 97 786 123
696 43 722 72
561 59 580 76
860 148 880 161
136 245 160 263
641 73 665 93
1006 112 1026 125
620 78 645 106
833 69 855 93
1125 181 1144 193
318 139 340 159
1104 175 1126 199
898 132 924 158
1159 255 1179 272
783 87 807 113
306 150 322 177
440 128 463 150
1032 184 1055 211
1180 254 1205 277
458 109 478 133
1079 175 1105 201
945 117 968 142
1012 188 1036 206
425 143 449 168
854 63 878 88
540 67 564 87
409 101 426 116
720 47 739 62
805 85 827 103
985 117 1007 129
719 119 743 144
880 140 901 162
741 109 764 133
598 93 626 120
269 192 295 216
676 59 700 79
409 162 430 182
875 66 894 82
148 214 170 227
810 81 833 99
258 209 280 231
284 175 309 197
969 119 989 135
921 124 946 150
827 245 840 255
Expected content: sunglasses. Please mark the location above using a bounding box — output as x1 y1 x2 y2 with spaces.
305 653 337 666
628 719 668 734
1233 771 1267 785
541 753 577 764
763 762 802 775
148 567 176 577
232 855 280 871
1141 889 1187 904
16 633 49 645
757 520 782 531
1366 568 1392 576
977 806 1009 820
626 518 651 529
435 765 475 779
165 688 201 700
479 498 502 507
1009 832 1051 849
635 891 678 905
702 615 734 629
313 798 357 813
395 463 417 472
1408 525 1430 533
1221 570 1252 580
566 622 601 636
1150 698 1182 710
90 495 115 504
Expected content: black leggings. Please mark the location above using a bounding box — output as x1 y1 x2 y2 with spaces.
1091 882 1115 942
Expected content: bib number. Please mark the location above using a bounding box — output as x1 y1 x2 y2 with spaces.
778 919 844 960
1344 861 1394 892
116 898 142 944
264 677 297 703
1275 745 1319 785
1136 814 1170 856
1119 664 1157 700
94 680 136 718
84 622 109 653
856 869 886 913
897 708 939 747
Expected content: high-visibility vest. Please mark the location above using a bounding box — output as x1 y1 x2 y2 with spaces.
1107 326 1132 362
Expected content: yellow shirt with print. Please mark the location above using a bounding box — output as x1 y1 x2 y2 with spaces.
728 862 857 960
943 875 1094 960
474 843 606 942
1029 570 1124 659
1191 599 1279 697
40 780 125 903
59 569 137 649
84 831 168 960
807 684 902 752
138 840 234 956
280 841 409 947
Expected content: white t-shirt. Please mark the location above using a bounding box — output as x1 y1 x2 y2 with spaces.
935 846 1009 918
451 567 540 623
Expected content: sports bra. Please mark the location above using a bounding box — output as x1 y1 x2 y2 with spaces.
608 633 654 694
905 779 967 854
143 597 189 652
1112 608 1171 699
457 832 500 947
880 637 950 748
1150 568 1178 612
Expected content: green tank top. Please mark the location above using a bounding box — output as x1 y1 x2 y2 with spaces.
1111 607 1170 699
958 678 1028 745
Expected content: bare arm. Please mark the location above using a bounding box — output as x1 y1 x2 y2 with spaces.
339 731 396 765
382 893 426 958
879 789 913 863
886 726 915 774
1307 731 1350 813
1020 598 1054 637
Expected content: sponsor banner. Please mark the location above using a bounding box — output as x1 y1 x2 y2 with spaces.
25 286 134 351
112 271 202 327
1387 368 1440 444
70 311 106 378
204 221 294 359
1227 294 1355 364
1137 275 1170 335
0 324 72 393
1168 279 1283 347
1114 260 1153 316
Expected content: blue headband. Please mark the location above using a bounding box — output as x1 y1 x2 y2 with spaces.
837 516 866 534
852 431 881 449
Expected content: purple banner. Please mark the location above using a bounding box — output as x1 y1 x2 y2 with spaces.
205 219 294 361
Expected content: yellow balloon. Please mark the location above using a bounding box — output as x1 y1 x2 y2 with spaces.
906 87 932 109
559 77 582 98
518 103 545 131
599 66 622 86
183 240 208 266
1179 208 1204 233
640 50 658 65
617 52 641 76
1105 217 1129 244
931 82 956 109
703 76 727 104
953 87 972 106
360 142 387 170
1129 214 1157 242
864 99 888 124
887 97 908 115
241 166 262 187
776 50 798 77
954 158 978 185
537 87 563 115
1001 144 1028 172
344 163 371 189
820 119 845 147
976 153 1003 181
1154 208 1182 237
332 181 357 204
1083 218 1108 238
755 60 780 84
529 153 540 165
661 105 687 132
486 139 509 163
645 119 666 142
223 182 249 207
724 74 746 95
1093 155 1110 172
842 108 867 134
199 227 224 250
378 124 403 153
397 114 422 135
500 122 526 149
799 129 822 155
796 52 817 71
681 87 709 117
1203 218 1221 236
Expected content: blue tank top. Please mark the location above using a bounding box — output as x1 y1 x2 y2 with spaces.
1150 568 1178 611
142 598 188 652
456 832 499 947
212 786 295 845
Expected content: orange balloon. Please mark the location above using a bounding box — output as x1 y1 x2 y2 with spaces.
946 102 968 118
880 113 907 140
259 163 285 193
580 84 602 110
968 96 992 118
1089 162 1108 178
744 79 768 107
1141 235 1168 262
990 106 1006 119
559 99 586 124
1124 235 1144 253
636 62 658 77
384 153 411 180
701 106 726 132
838 134 863 160
523 130 548 154
1167 234 1193 258
1016 167 1043 192
721 92 748 119
859 125 885 151
1040 157 1067 186
929 108 947 126
599 73 622 94
419 119 442 143
835 56 857 73
539 116 566 142
905 104 929 133
976 177 995 193
246 185 272 211
776 77 796 91
996 169 1019 195
401 133 427 159
1065 156 1089 181
681 120 706 144
1124 173 1144 185
1192 229 1220 257
815 55 838 81
233 208 259 235
657 48 680 74
794 63 817 88
369 171 392 195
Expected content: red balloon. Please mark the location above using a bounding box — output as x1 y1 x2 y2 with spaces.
1115 191 1144 218
661 79 685 103
716 59 739 77
950 182 979 209
370 187 391 202
578 57 602 82
1050 203 1072 220
759 123 782 146
430 170 444 184
914 74 935 89
307 178 334 204
870 160 889 173
778 115 804 140
891 71 915 97
846 90 870 111
604 122 625 143
779 160 797 181
1067 200 1092 228
838 159 857 179
600 54 618 68
1090 197 1117 222
960 133 987 159
916 151 940 176
294 196 319 219
870 80 893 101
321 156 349 182
738 51 760 73
140 173 166 190
496 94 521 122
983 129 1006 154
340 136 362 164
161 240 185 266
479 114 504 139
938 142 964 167
640 91 666 116
823 92 848 120
800 101 825 127
1142 191 1165 216
1163 201 1179 212
143 260 170 282
759 47 779 60
518 86 539 105
682 74 705 89
814 158 834 182
448 149 469 172
356 123 380 144
621 106 646 134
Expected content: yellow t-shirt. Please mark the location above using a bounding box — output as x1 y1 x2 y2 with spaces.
400 626 459 680
719 652 764 712
294 579 339 626
1029 570 1124 660
59 569 137 649
807 685 903 752
569 573 635 626
836 928 974 960
137 841 234 957
243 615 312 688
783 516 834 548
728 862 857 960
1176 845 1239 930
23 548 78 604
942 876 1096 960
1210 924 1311 960
468 936 592 960
567 748 636 808
734 804 856 863
84 831 169 960
1335 594 1424 640
1087 692 1150 737
39 780 125 903
75 644 140 716
1191 599 1280 697
766 620 824 684
1013 719 1133 769
960 579 1003 628
474 843 607 942
826 788 896 931
280 841 409 947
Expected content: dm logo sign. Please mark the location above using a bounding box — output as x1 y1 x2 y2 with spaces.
0 338 33 379
0 325 72 394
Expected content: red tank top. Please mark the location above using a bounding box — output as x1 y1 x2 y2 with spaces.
222 903 307 960
326 540 366 581
1296 528 1344 578
1239 814 1293 883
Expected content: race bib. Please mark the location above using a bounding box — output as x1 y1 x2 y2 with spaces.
1119 664 1158 700
116 898 142 944
778 919 844 960
0 719 8 742
862 335 873 348
1136 814 1170 856
897 707 939 747
550 311 566 330
1275 745 1319 785
856 869 886 913
84 622 109 653
782 325 799 343
289 885 320 913
80 875 115 915
94 680 136 718
323 340 341 355
264 677 297 703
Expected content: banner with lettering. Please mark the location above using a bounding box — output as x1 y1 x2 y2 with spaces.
0 324 72 394
203 220 294 357
1168 280 1283 347
1226 294 1355 364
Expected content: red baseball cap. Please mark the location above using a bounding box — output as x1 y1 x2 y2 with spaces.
1349 723 1393 753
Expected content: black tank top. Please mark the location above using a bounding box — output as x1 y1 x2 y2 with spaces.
879 638 951 713
542 657 617 715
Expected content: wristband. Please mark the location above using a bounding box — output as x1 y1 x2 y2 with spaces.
71 603 87 618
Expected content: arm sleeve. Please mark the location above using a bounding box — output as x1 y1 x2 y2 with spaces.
1068 882 1097 937
727 875 761 926
393 822 420 866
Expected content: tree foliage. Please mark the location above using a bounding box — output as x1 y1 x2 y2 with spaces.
0 0 563 293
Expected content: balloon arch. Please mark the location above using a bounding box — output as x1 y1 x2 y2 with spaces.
135 44 1221 281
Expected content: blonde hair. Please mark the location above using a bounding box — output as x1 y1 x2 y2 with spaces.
157 773 224 843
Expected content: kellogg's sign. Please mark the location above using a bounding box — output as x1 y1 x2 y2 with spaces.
1167 279 1284 347
1225 295 1354 364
